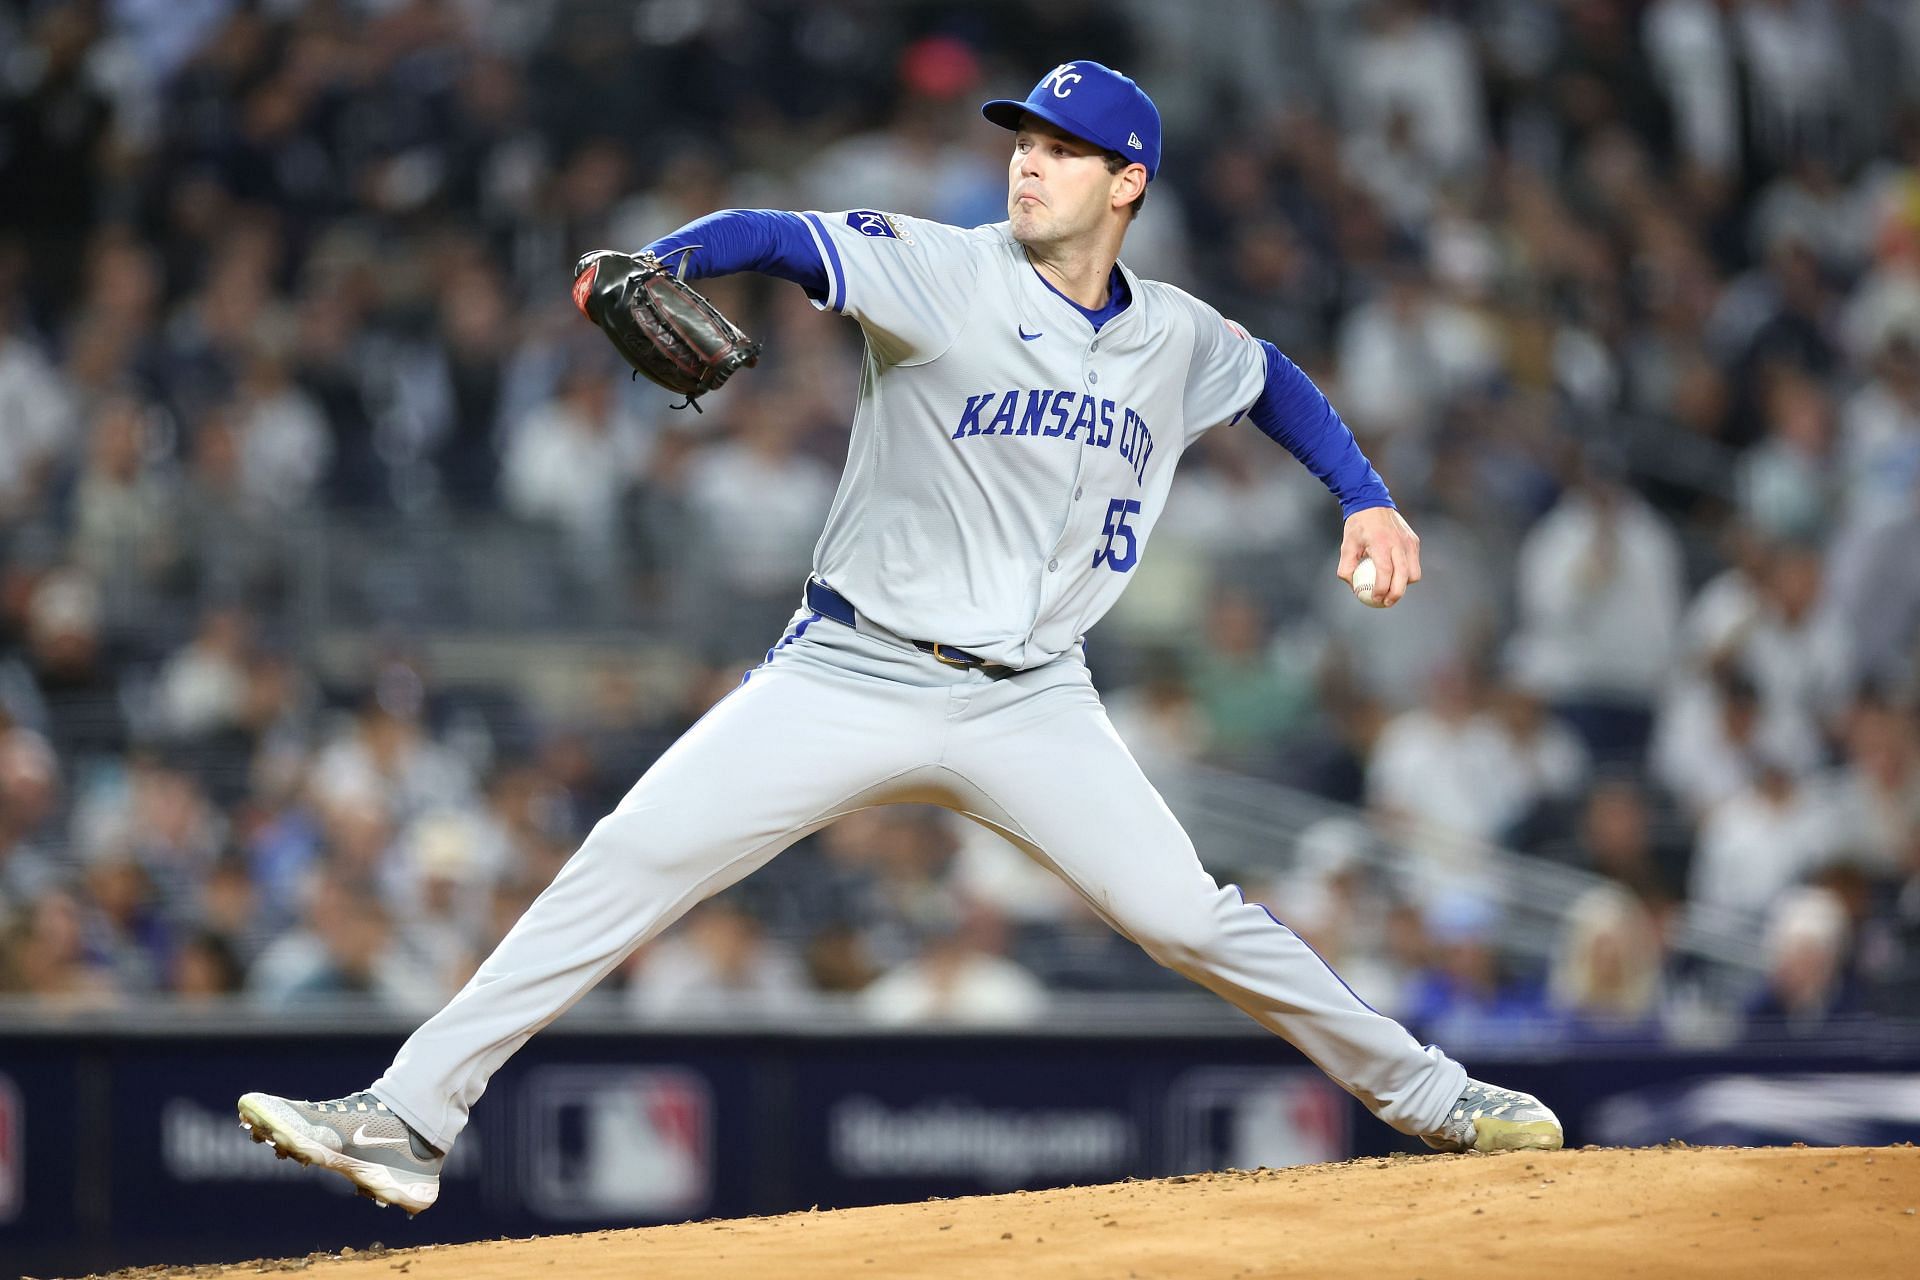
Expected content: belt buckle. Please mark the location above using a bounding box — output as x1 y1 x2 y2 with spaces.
928 643 979 670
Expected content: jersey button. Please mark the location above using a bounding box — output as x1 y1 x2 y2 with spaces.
1047 558 1059 572
1073 486 1083 500
1090 342 1100 352
1087 371 1099 384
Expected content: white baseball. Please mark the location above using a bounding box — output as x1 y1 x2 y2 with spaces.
1351 556 1386 608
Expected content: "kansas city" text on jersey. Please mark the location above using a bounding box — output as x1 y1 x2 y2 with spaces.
949 389 1155 485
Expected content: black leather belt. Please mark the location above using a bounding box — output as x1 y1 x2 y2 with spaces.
805 579 1014 675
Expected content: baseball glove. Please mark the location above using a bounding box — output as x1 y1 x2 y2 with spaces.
571 248 761 410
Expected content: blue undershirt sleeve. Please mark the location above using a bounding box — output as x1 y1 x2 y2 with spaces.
643 209 830 300
1247 339 1394 519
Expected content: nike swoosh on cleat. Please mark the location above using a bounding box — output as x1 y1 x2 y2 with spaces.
351 1123 410 1148
1018 326 1042 341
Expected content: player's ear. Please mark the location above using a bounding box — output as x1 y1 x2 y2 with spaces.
1111 164 1147 212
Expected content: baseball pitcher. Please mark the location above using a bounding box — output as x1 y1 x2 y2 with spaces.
238 61 1562 1214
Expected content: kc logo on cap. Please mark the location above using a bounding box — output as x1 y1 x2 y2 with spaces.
1040 63 1084 98
981 59 1164 181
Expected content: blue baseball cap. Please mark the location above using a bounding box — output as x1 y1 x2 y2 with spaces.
981 60 1162 181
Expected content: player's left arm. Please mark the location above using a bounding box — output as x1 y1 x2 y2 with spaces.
643 209 832 298
1245 340 1421 608
642 208 980 366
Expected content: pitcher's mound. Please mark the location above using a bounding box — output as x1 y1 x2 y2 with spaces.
110 1145 1920 1279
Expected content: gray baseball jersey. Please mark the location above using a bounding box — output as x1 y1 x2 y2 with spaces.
799 210 1265 669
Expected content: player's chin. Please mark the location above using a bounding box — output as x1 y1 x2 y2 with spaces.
1009 210 1049 245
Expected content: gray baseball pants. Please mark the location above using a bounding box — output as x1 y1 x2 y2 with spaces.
370 607 1467 1149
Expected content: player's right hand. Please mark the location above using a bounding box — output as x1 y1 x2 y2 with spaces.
1338 506 1421 608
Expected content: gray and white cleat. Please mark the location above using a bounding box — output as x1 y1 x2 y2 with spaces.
1421 1078 1565 1154
237 1090 443 1214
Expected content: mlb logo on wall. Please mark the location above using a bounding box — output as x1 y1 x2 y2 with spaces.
1165 1068 1347 1174
0 1074 20 1223
847 211 909 241
521 1066 712 1221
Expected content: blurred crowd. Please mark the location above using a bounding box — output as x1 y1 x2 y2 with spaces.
2 0 1920 1048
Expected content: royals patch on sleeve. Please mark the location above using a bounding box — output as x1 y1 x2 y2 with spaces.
846 211 910 241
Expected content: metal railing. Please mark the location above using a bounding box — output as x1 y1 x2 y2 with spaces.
1167 763 1769 973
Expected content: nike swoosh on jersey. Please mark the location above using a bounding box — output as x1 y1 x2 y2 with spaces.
1018 326 1043 341
351 1123 410 1148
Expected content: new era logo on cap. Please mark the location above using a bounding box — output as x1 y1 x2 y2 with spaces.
981 59 1164 180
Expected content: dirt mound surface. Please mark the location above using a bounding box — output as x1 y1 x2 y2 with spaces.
88 1145 1920 1280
